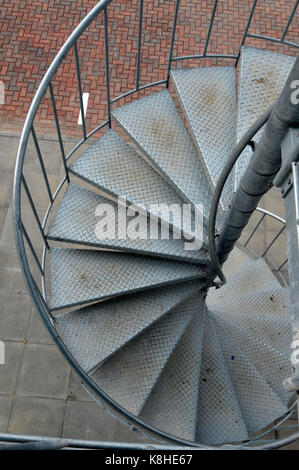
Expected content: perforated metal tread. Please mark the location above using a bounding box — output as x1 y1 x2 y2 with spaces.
54 280 204 372
212 311 292 405
70 129 200 240
195 312 248 445
171 66 237 210
49 248 206 311
235 46 296 190
91 293 200 416
112 90 213 220
48 183 208 264
139 303 206 442
212 314 288 436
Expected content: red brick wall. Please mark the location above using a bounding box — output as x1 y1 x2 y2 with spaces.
0 0 298 136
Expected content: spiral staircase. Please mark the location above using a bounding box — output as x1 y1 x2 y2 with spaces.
13 0 299 450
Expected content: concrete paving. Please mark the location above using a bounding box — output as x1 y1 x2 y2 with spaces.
0 130 297 449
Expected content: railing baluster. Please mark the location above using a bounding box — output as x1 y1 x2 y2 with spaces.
104 7 111 127
281 0 298 41
136 0 144 90
235 0 258 66
21 175 49 249
31 126 53 203
48 82 70 182
244 213 265 247
203 0 218 57
21 222 44 276
166 0 180 87
74 41 87 140
277 258 288 271
262 225 286 257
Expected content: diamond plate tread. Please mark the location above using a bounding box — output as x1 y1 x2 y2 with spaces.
213 312 291 358
208 257 280 307
91 293 200 416
212 311 292 405
54 280 203 372
208 284 289 317
70 129 200 239
195 312 248 445
139 302 206 442
49 248 206 311
112 90 213 220
221 245 253 280
207 286 292 356
171 66 237 210
235 46 296 190
48 182 208 264
211 314 288 436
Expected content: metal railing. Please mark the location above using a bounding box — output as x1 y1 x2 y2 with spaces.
13 0 299 449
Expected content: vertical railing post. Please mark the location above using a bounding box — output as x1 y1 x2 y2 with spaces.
31 125 53 203
203 0 218 57
235 0 258 66
136 0 144 90
166 0 180 88
281 0 299 41
74 41 87 140
21 175 50 249
104 7 111 127
49 82 70 182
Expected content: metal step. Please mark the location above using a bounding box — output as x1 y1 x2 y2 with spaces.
70 129 201 241
139 302 206 442
207 284 292 356
216 312 291 358
221 245 253 280
212 315 288 436
112 90 213 220
49 248 206 311
235 46 296 190
54 280 203 372
208 257 281 307
90 294 200 416
171 66 237 210
48 183 208 264
196 312 248 445
208 284 289 317
212 312 292 405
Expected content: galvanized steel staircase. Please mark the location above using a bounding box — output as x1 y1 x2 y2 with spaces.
47 46 295 445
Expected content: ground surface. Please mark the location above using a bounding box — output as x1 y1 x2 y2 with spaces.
0 0 298 449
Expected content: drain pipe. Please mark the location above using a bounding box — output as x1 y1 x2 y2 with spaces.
216 56 299 265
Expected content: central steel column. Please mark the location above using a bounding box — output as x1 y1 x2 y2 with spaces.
216 57 299 264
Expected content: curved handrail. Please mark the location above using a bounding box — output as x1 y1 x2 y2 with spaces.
12 0 299 450
208 106 273 284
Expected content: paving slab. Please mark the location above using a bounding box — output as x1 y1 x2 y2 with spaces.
0 395 13 432
0 293 32 341
0 341 24 395
62 400 118 441
16 343 71 400
8 396 66 437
